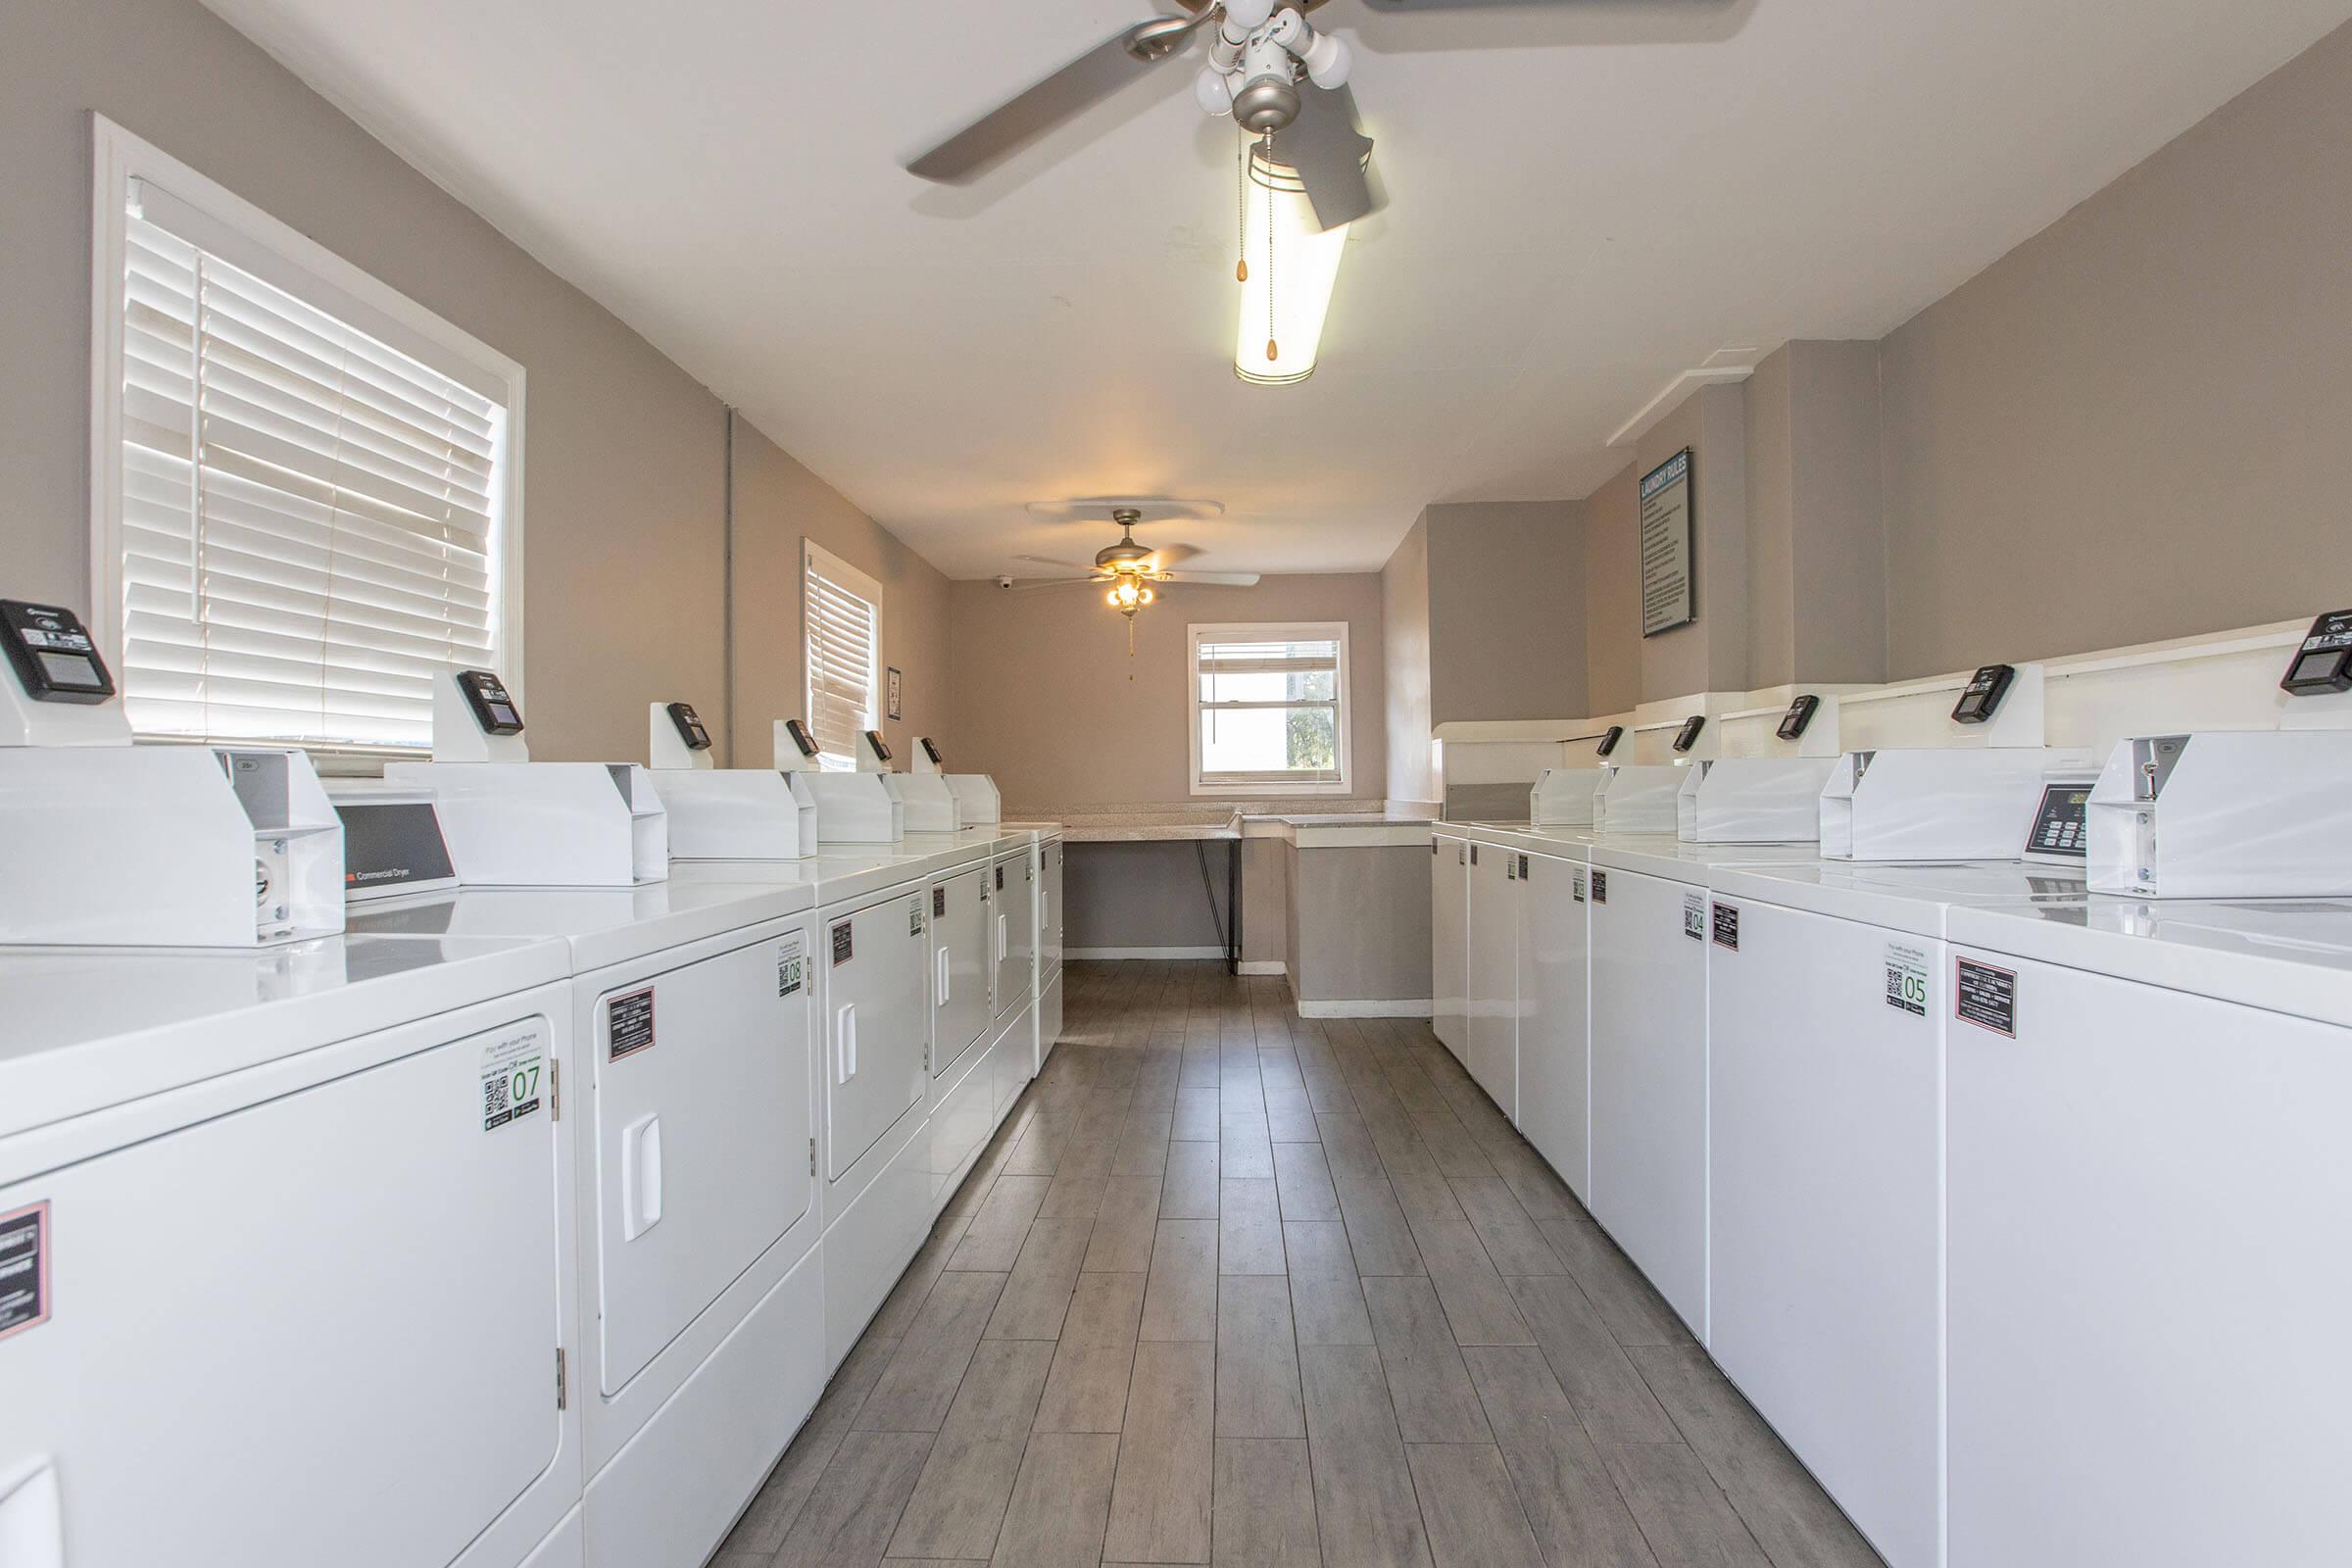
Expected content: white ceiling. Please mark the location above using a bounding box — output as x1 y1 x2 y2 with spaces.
205 0 2351 577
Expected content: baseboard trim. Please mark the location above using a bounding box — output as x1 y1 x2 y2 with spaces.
1237 959 1286 976
1065 945 1227 960
1296 999 1437 1019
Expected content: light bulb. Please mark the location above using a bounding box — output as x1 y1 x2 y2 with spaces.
1194 64 1235 117
1139 586 1156 606
1303 31 1350 89
1222 0 1275 32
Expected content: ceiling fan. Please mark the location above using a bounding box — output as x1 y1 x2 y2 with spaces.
905 0 1733 234
999 508 1262 596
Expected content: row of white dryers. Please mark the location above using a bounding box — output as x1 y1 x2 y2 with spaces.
0 824 1064 1568
1430 796 2352 1568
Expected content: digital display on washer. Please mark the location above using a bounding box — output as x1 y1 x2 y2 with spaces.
1 599 115 704
1671 714 1706 753
454 669 523 735
2280 610 2352 696
1952 664 2016 725
1594 725 1625 758
2027 783 2092 858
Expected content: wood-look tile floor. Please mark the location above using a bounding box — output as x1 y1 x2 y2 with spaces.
714 961 1886 1568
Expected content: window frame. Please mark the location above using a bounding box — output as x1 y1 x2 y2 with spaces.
86 114 526 764
802 537 883 771
1188 620 1352 798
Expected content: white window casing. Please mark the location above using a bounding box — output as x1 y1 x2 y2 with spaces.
89 116 524 760
803 539 882 770
1190 621 1351 796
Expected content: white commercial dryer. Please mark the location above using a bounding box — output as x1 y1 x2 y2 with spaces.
336 791 826 1568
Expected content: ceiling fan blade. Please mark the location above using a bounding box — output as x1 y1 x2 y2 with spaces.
1141 542 1203 571
1002 576 1105 592
1160 570 1262 587
1013 553 1096 571
1273 84 1381 232
1351 0 1752 48
906 14 1203 184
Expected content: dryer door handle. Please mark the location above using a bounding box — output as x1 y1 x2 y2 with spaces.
622 1113 663 1240
836 1004 858 1082
936 946 951 1004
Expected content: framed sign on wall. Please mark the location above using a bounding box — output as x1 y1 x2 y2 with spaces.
886 666 903 720
1640 446 1695 637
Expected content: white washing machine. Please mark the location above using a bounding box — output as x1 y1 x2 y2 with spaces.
1583 835 1827 1338
344 875 823 1568
0 934 585 1568
1703 858 2087 1568
1466 834 1520 1118
1432 826 1471 1062
1941 897 2352 1568
1498 827 1599 1201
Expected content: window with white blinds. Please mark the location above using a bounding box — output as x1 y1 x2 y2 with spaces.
1190 622 1351 795
92 122 522 758
804 540 882 769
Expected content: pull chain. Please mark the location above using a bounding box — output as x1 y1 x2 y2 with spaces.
1235 132 1249 283
1263 130 1278 364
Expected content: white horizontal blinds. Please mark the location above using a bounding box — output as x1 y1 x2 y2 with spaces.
1197 630 1345 784
805 546 879 768
118 182 506 752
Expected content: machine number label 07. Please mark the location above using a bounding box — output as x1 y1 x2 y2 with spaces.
481 1025 548 1131
776 933 806 998
832 919 855 966
1884 943 1930 1016
1711 903 1740 950
1953 956 2018 1037
0 1201 51 1342
1682 892 1706 940
607 989 657 1062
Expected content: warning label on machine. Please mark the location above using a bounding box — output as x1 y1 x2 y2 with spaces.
1591 870 1607 904
1711 903 1740 950
1953 957 2018 1037
480 1026 546 1131
607 988 657 1061
832 919 855 965
0 1201 49 1342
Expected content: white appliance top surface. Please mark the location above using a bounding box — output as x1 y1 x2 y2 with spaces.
1947 897 2352 1027
665 827 1039 910
0 932 569 1139
1586 836 1828 881
1448 822 1596 857
1709 858 2090 937
347 877 814 969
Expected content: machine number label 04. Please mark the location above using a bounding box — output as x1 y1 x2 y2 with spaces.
776 934 806 998
1953 956 2018 1037
832 919 855 966
1683 892 1706 941
607 989 658 1061
1884 943 1930 1016
1711 903 1740 950
1591 871 1607 904
481 1026 548 1131
0 1201 51 1342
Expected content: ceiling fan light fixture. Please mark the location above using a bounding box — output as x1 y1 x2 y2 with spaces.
1235 146 1348 386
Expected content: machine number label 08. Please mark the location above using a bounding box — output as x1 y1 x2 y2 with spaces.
481 1025 548 1130
1884 943 1930 1016
0 1201 51 1342
607 989 657 1062
776 933 806 998
1683 892 1706 940
1953 956 2018 1037
1711 903 1740 950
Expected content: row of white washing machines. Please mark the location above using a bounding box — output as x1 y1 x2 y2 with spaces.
1431 709 2352 1566
0 626 1062 1568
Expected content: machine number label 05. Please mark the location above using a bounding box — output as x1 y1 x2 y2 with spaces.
1711 903 1740 950
832 919 855 966
1591 870 1607 904
607 988 657 1061
1884 942 1930 1016
776 933 806 998
0 1201 51 1342
1682 892 1706 940
1953 956 2018 1037
481 1026 548 1130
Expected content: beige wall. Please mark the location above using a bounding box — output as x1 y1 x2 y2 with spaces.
727 418 953 767
1380 514 1436 804
1583 462 1642 713
1424 501 1589 724
1879 20 2352 677
947 573 1386 812
1743 342 1887 688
